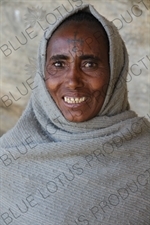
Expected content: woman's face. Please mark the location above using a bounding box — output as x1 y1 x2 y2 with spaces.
45 21 110 122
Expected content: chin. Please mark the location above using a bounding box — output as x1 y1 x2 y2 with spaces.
66 116 85 123
64 113 95 123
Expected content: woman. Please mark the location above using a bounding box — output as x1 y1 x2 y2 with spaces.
0 4 150 225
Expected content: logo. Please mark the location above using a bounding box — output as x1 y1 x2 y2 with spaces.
24 6 46 27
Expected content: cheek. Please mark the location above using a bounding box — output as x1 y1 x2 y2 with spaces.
90 76 109 92
89 75 109 101
45 70 61 93
45 79 57 92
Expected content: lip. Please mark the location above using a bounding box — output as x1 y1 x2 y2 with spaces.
62 97 88 108
60 90 91 108
62 93 89 98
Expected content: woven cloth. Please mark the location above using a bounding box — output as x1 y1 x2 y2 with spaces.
0 4 150 225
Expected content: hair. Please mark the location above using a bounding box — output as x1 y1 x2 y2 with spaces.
60 11 104 29
64 11 103 22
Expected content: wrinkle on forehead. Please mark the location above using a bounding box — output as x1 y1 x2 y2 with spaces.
46 20 109 53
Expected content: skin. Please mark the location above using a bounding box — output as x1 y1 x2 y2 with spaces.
45 21 110 122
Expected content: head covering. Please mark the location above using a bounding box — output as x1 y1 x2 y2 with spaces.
0 4 150 225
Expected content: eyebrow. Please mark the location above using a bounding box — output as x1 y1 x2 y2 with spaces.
79 54 100 61
50 55 69 61
49 54 100 61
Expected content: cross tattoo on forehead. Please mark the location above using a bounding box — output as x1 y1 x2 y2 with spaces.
67 32 84 53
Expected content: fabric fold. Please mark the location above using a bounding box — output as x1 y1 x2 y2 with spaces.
0 3 150 225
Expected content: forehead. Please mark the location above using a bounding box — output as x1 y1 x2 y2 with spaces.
46 21 109 55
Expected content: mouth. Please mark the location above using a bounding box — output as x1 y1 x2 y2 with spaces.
63 96 87 104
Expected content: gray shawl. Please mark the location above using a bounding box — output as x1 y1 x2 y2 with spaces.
0 4 150 225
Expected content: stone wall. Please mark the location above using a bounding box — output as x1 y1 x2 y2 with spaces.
0 0 150 136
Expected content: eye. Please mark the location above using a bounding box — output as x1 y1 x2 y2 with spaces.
81 61 98 71
46 60 68 76
53 61 65 68
84 62 97 68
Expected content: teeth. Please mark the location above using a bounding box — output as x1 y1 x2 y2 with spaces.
64 97 86 104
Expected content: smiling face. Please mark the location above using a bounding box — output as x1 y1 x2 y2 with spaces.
45 20 110 122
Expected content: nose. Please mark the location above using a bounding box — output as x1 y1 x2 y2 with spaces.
65 63 84 89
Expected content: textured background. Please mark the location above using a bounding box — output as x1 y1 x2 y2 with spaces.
0 0 150 136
